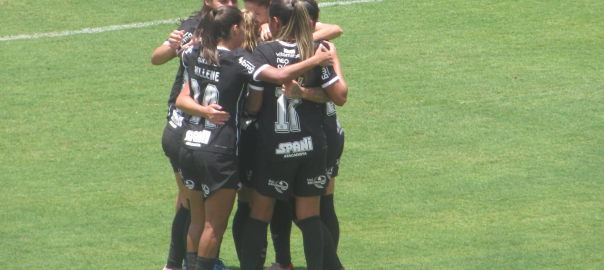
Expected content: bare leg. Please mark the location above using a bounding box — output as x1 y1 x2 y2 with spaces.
198 189 237 258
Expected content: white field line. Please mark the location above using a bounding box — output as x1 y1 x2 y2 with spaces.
0 0 383 42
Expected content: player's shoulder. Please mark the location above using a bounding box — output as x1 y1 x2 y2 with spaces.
255 41 283 53
231 47 253 58
180 15 200 30
182 44 200 64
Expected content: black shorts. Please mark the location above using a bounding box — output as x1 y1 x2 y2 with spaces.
252 154 328 200
239 119 258 188
326 131 344 179
179 148 240 198
162 123 183 173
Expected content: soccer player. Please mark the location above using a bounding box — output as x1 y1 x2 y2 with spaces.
175 6 334 270
240 1 347 269
264 1 347 269
150 1 238 270
231 4 344 269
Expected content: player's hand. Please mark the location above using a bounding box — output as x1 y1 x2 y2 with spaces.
260 23 272 41
168 30 185 49
177 40 194 58
323 41 339 61
203 103 230 125
314 44 333 67
282 80 304 99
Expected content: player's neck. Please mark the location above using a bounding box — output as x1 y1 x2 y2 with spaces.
217 39 237 51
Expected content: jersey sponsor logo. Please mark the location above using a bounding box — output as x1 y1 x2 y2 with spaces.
181 32 193 47
184 130 211 147
307 175 327 189
275 136 313 157
276 48 300 59
194 66 220 82
268 179 289 194
238 57 256 74
321 67 331 80
277 57 290 68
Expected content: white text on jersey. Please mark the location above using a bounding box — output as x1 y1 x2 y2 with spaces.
276 136 313 157
194 66 220 82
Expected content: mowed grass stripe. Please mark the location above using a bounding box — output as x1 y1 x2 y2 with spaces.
0 0 384 41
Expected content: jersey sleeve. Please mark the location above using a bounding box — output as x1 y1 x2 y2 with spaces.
250 46 272 81
233 49 268 91
163 18 198 48
319 65 340 88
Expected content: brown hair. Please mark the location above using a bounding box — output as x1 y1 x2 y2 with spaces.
243 0 271 6
194 6 243 66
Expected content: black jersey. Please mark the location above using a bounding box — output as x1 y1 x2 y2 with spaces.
165 16 200 133
251 40 340 161
181 45 264 155
324 102 344 138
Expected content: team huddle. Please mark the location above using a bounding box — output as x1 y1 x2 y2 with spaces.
151 1 347 270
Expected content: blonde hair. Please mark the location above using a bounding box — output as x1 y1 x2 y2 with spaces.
242 9 260 53
270 0 315 82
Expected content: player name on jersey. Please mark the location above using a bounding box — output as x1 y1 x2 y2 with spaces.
194 66 220 82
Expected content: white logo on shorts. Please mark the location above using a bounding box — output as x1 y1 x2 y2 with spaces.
268 179 289 194
307 175 327 189
202 184 210 196
326 167 334 179
185 179 195 190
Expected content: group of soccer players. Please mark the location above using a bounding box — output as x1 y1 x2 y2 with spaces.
151 1 347 270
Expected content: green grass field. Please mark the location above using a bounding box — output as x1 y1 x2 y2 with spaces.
1 0 603 269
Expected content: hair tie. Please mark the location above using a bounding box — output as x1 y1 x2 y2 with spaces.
212 8 218 16
291 0 297 7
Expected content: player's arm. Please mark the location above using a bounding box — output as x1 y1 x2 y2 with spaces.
323 41 347 105
281 79 346 106
282 82 330 103
255 44 333 85
313 22 343 41
151 30 185 65
175 81 230 125
282 42 347 105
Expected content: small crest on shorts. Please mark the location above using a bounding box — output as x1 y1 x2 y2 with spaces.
268 179 289 194
185 179 195 190
307 175 327 189
202 184 210 196
326 167 334 180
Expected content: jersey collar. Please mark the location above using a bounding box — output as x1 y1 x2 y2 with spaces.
276 40 297 47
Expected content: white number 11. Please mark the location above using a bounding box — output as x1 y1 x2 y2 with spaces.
275 87 301 133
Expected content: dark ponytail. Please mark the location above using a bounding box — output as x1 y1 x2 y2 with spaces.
301 0 319 22
193 6 243 66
